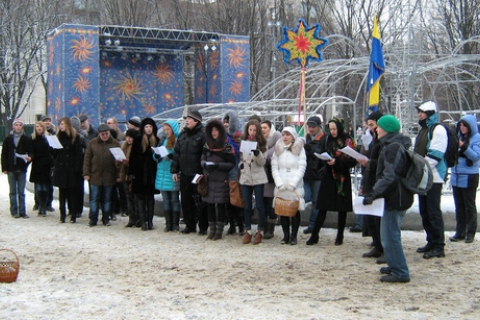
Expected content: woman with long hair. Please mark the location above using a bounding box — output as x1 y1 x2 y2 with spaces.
154 120 181 232
239 119 268 244
201 119 235 240
306 117 357 246
450 115 480 243
129 118 159 231
29 121 54 217
261 120 281 239
271 127 306 245
52 117 83 223
121 129 140 228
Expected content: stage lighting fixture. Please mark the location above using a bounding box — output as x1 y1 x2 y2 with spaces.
121 53 128 60
105 39 112 46
147 55 154 61
114 39 121 46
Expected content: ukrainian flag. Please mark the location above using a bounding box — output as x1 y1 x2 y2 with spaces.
366 16 385 113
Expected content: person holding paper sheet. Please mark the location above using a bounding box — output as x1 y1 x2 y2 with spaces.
83 124 121 226
1 118 32 219
239 120 268 245
171 109 208 235
121 129 140 228
357 111 385 259
154 120 181 232
29 121 54 217
129 118 159 231
52 117 83 223
201 119 235 240
362 115 413 282
271 127 306 245
306 117 357 246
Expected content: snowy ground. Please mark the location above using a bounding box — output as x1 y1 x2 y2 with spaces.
1 168 479 319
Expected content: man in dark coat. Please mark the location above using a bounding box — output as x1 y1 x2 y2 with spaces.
80 114 98 145
1 118 32 218
171 109 207 234
83 124 121 226
363 115 413 283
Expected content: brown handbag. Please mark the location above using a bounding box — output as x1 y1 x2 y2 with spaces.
229 180 244 208
197 174 209 197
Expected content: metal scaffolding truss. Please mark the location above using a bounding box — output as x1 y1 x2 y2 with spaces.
99 25 220 54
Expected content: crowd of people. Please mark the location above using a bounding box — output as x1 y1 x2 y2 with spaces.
2 101 479 283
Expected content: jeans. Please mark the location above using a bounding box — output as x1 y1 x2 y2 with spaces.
418 183 445 249
89 185 113 224
452 186 478 237
7 171 26 216
304 180 321 228
380 208 409 280
162 191 180 212
242 184 266 231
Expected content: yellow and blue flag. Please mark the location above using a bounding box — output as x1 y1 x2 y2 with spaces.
366 16 385 113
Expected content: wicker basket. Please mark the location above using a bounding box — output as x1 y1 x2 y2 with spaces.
0 249 20 283
274 190 300 217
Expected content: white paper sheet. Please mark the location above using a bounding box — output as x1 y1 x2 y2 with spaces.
151 146 169 158
205 161 215 165
15 153 29 163
240 140 257 154
109 147 126 161
46 135 63 149
339 146 368 161
314 152 332 161
353 197 384 217
192 173 202 184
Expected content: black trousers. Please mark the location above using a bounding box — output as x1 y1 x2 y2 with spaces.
418 183 445 249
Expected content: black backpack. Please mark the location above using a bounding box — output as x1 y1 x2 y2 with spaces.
428 123 459 167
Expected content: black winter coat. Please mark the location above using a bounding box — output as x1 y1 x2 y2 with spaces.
373 132 414 211
201 150 235 204
52 131 83 188
304 131 327 181
171 123 206 177
1 133 32 173
129 134 159 195
317 135 357 212
30 135 53 184
360 135 383 195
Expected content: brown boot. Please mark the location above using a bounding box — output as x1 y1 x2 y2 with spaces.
253 230 263 245
242 230 252 244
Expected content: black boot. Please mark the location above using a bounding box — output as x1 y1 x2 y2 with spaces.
213 221 224 240
227 205 236 235
280 217 290 245
59 210 66 223
172 211 180 231
335 212 347 245
37 191 47 217
264 218 276 239
290 212 300 245
147 199 155 230
306 210 327 245
236 207 244 235
136 199 148 231
164 210 172 232
207 222 216 240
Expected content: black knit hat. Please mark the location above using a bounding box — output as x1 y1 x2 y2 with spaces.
184 109 202 122
366 111 384 122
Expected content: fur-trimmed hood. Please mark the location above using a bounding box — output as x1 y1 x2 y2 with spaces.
205 119 227 149
223 110 241 137
274 136 305 156
267 127 282 149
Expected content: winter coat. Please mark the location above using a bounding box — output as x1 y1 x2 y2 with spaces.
224 110 242 180
271 137 307 210
154 120 180 192
1 131 32 173
29 135 53 184
171 122 206 177
360 133 383 195
201 120 235 204
414 113 448 183
372 132 414 211
264 128 282 197
316 134 357 212
129 118 159 195
239 142 268 186
451 115 480 189
52 131 83 189
304 130 327 181
83 135 121 187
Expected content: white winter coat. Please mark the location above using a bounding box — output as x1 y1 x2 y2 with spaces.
271 138 307 210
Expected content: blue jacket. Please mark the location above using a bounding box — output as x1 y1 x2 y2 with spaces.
155 120 180 191
451 115 480 188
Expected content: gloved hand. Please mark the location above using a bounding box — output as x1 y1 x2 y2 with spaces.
154 153 161 160
206 163 219 171
363 195 375 205
166 153 174 160
239 163 244 170
251 149 260 156
278 185 286 191
286 185 295 192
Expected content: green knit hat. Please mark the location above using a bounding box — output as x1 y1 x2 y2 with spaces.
377 115 400 133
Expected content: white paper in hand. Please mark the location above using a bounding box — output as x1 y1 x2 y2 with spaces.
109 147 126 161
240 140 257 154
151 146 169 158
46 135 63 149
192 173 202 184
339 146 368 161
314 152 332 161
353 197 384 217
